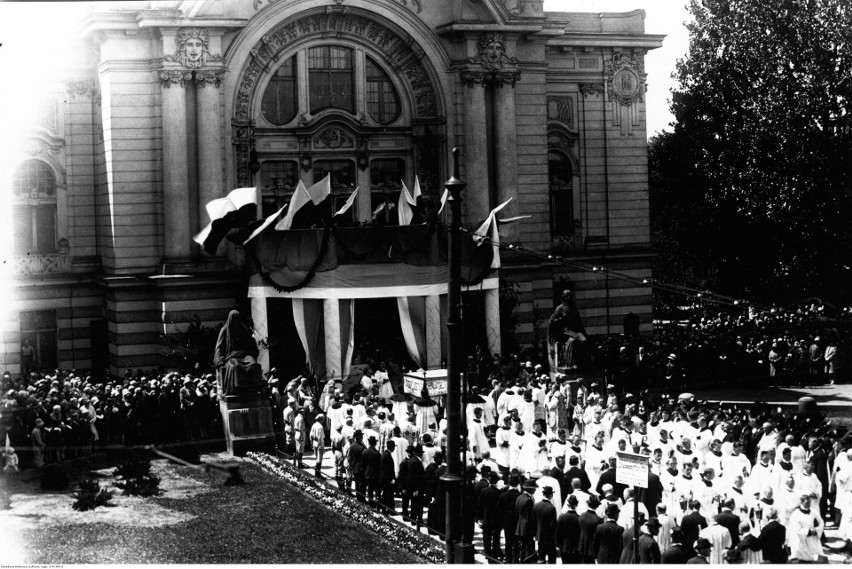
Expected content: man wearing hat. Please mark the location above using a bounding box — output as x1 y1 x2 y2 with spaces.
309 413 326 477
557 494 582 563
661 528 692 564
515 478 537 563
405 443 427 525
362 435 382 507
532 484 558 563
593 502 624 564
686 537 712 564
638 517 663 563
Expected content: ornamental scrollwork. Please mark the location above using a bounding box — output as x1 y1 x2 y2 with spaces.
159 70 193 88
461 70 521 88
234 12 438 120
314 128 354 150
580 83 604 99
606 52 646 106
195 70 225 88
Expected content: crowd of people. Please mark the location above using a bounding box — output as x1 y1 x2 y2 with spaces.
0 368 222 471
309 366 852 564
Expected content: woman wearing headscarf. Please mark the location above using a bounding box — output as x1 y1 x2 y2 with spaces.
214 310 264 396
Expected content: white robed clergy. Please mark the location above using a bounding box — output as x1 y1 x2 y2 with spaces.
787 495 825 562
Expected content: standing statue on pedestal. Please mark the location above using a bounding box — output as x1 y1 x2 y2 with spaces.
548 289 586 371
215 310 265 396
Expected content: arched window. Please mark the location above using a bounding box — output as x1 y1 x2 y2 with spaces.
261 56 298 125
308 46 355 114
366 57 400 125
549 150 573 235
13 160 57 254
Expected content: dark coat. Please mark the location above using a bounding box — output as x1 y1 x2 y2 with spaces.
398 456 410 489
556 510 581 555
578 510 603 559
593 520 624 564
362 446 381 481
566 466 591 492
638 533 661 564
686 554 710 564
497 487 521 532
347 440 365 477
406 456 426 496
479 484 502 527
596 467 627 498
379 450 395 484
637 471 664 514
661 544 692 564
515 492 535 537
532 498 558 546
680 511 708 556
759 520 788 564
716 510 741 546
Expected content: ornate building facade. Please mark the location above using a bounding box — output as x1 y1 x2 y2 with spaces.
5 0 662 376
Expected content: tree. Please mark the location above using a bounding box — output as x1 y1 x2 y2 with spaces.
658 0 852 304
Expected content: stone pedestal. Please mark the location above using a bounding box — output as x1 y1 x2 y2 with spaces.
798 396 817 416
219 395 276 457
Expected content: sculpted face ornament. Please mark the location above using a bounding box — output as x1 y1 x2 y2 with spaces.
174 28 210 69
475 34 510 71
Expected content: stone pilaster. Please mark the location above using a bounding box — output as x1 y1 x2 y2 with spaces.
494 84 519 240
159 70 193 261
461 78 490 222
195 70 225 250
485 287 501 357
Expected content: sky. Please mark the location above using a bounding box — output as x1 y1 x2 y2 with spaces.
545 0 692 137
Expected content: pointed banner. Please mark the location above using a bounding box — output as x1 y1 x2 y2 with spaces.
498 215 532 224
437 188 449 215
193 187 257 254
397 181 415 226
243 203 287 246
308 173 331 205
334 187 359 217
412 176 422 202
472 198 513 269
274 180 311 231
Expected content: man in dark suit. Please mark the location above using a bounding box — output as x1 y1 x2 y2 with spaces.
379 440 397 513
346 430 366 501
556 494 582 564
565 454 591 491
362 435 382 506
638 517 663 564
716 498 742 547
596 456 627 498
578 495 603 563
398 446 411 518
532 485 558 563
497 475 522 563
637 462 664 515
478 471 503 560
686 537 712 564
406 444 427 525
680 500 708 558
661 528 692 564
758 507 788 564
515 479 537 563
550 457 569 497
593 502 623 564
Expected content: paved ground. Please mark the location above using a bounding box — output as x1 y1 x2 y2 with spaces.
691 382 852 408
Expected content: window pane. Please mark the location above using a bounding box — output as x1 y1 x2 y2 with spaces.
261 56 297 125
259 161 299 217
370 159 405 223
13 160 55 197
308 46 354 114
313 160 356 192
13 205 33 254
549 151 573 235
35 205 56 253
366 57 400 125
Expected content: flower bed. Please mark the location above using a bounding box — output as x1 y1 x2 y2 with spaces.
248 452 443 563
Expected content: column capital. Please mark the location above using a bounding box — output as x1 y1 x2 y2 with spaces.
460 69 521 88
158 69 193 88
195 70 225 88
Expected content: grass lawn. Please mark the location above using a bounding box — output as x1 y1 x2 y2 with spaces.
1 456 425 564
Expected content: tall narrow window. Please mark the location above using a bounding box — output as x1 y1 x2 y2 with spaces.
261 56 298 125
308 46 355 114
313 159 356 222
370 159 405 223
549 151 574 235
366 57 400 125
13 161 57 254
20 310 58 370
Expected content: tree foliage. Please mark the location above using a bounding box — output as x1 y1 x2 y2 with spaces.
653 0 852 304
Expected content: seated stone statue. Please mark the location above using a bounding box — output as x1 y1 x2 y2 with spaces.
215 310 265 397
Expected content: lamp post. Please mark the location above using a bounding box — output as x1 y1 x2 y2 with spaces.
441 148 466 563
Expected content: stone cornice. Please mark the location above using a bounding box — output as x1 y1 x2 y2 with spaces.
546 34 665 50
460 70 522 88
